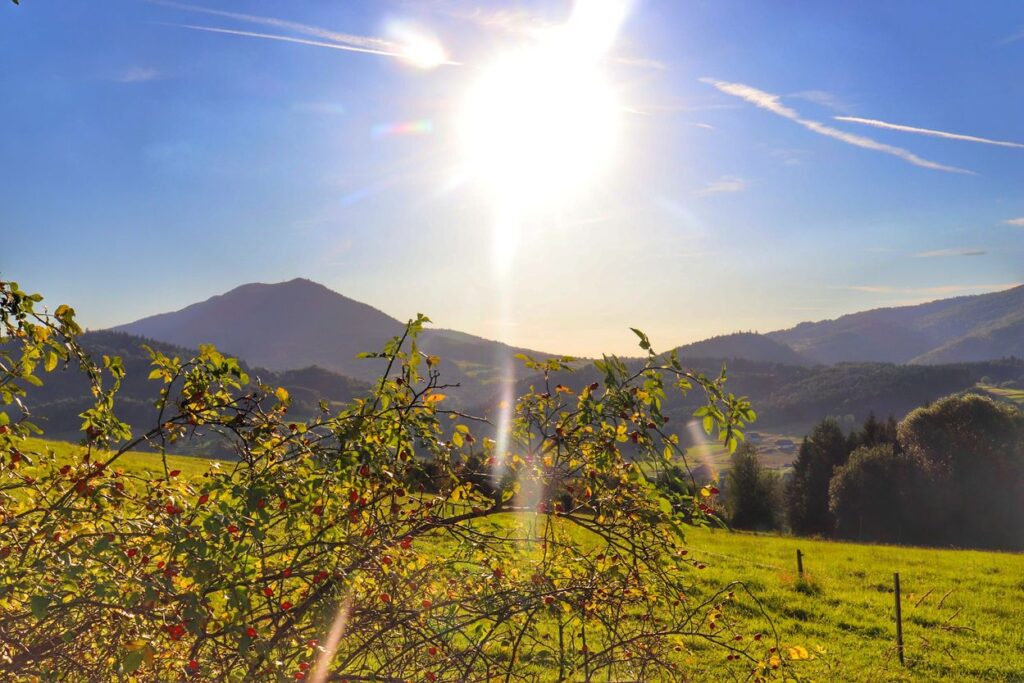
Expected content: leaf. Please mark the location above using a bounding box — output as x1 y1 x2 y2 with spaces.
788 645 810 660
275 387 290 402
122 650 145 674
30 595 49 620
425 393 446 403
43 349 58 372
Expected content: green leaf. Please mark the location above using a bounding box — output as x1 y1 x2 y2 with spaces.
43 349 58 372
122 650 145 674
30 595 49 620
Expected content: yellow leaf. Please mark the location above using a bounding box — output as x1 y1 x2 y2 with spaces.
425 393 446 403
700 486 711 498
275 387 290 402
788 645 810 660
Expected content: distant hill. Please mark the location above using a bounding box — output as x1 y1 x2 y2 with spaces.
24 330 370 447
478 356 1024 435
768 285 1024 364
113 279 551 404
673 332 812 366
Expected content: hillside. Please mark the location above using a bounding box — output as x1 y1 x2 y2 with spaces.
22 330 371 447
768 285 1024 364
673 332 812 366
479 356 1024 437
113 278 551 404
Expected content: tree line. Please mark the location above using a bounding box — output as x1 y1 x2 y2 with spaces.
721 396 1024 550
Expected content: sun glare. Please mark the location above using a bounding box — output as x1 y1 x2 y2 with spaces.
459 1 628 206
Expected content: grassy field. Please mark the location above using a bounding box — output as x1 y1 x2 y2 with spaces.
20 437 217 479
977 383 1024 405
26 439 1024 681
685 527 1024 682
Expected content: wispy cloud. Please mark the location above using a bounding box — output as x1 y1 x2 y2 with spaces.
696 175 746 196
913 248 987 258
836 116 1024 149
847 283 1018 295
997 28 1024 45
115 66 162 83
700 78 972 174
448 6 558 39
789 90 850 112
1003 217 1024 227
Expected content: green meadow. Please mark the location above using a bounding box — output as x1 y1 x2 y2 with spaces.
32 438 1024 682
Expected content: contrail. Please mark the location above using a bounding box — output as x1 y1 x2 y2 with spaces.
163 23 410 59
151 0 392 50
701 78 972 174
836 116 1024 149
154 1 460 67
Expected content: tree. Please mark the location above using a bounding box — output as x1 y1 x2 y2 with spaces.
828 445 916 543
898 394 1024 549
784 418 847 536
724 444 781 531
0 281 781 681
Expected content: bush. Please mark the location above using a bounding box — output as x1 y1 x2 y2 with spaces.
0 282 776 681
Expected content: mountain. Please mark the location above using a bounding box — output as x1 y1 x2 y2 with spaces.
113 278 551 404
673 332 812 366
768 285 1024 364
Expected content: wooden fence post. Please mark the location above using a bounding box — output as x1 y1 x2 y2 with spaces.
796 549 804 578
894 572 905 665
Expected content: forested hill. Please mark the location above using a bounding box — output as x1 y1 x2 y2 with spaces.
476 356 1024 433
768 284 1024 364
21 330 370 446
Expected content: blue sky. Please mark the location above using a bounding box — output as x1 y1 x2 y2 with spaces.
2 0 1023 355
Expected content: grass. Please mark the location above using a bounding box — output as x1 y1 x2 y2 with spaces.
977 383 1024 405
28 438 1024 681
684 527 1024 682
20 437 217 479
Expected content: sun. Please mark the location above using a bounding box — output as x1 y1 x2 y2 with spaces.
458 3 627 208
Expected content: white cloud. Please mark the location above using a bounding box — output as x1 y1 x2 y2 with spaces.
696 176 746 196
913 248 987 258
700 78 972 174
116 66 161 83
1004 217 1024 227
835 116 1024 149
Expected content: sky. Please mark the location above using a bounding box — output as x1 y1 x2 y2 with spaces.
2 0 1023 356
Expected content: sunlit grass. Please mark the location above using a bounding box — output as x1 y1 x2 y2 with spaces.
30 439 1024 681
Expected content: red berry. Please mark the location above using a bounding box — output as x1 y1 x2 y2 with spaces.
421 599 432 609
263 586 274 597
198 494 209 505
246 626 257 638
281 601 293 611
544 596 555 605
169 470 181 478
379 593 391 603
188 659 199 671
